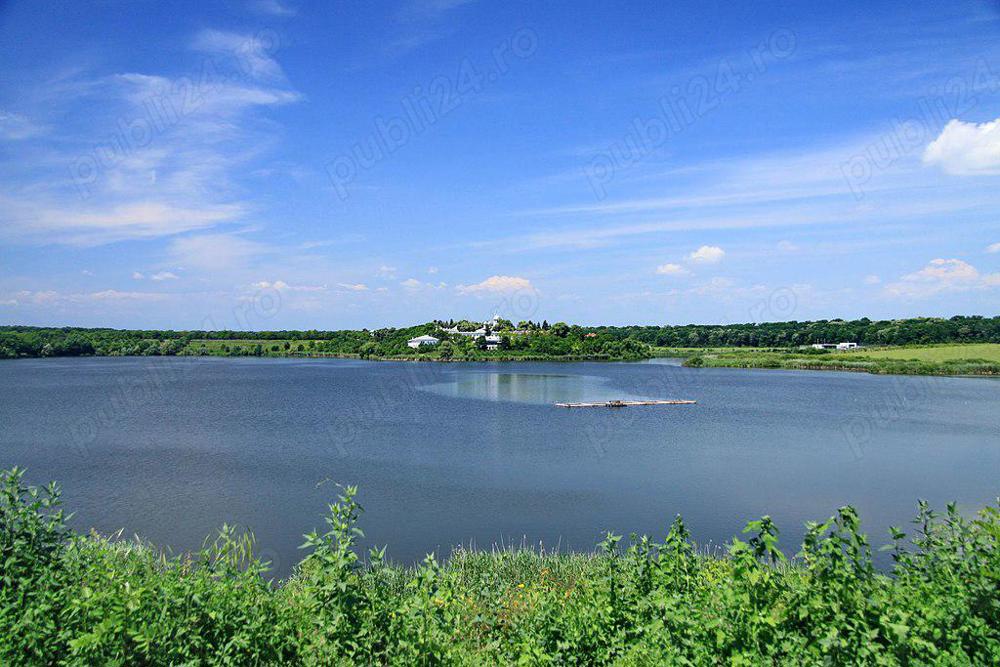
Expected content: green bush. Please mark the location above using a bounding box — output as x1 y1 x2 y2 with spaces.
2 467 999 665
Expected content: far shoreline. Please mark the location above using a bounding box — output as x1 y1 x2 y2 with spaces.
6 344 1000 379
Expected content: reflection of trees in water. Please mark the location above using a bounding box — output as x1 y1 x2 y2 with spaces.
424 373 650 405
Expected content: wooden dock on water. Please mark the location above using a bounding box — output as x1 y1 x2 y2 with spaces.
554 399 697 408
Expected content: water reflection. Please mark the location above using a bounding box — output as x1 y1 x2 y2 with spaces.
421 372 651 405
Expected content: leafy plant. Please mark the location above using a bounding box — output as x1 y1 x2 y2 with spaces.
3 468 1000 665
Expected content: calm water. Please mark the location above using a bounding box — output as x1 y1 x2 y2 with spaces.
2 357 998 576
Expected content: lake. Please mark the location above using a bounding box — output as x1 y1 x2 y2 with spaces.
1 356 998 576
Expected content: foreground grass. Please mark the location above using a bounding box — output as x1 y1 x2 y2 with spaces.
685 344 1000 376
4 468 1000 665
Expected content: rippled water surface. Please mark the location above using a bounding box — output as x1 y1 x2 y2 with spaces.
2 357 998 576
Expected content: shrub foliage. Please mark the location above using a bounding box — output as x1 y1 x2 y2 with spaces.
2 467 999 665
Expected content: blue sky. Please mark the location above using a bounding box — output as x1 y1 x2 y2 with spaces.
1 0 999 329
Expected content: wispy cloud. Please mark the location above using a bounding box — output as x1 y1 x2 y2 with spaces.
191 29 287 82
1 288 171 307
249 0 297 17
252 279 327 292
655 263 689 276
169 233 271 271
0 28 299 248
400 277 447 291
384 0 478 58
498 130 1000 254
0 109 46 140
3 201 245 246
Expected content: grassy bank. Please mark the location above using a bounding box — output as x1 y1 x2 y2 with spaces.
4 468 1000 665
683 344 1000 376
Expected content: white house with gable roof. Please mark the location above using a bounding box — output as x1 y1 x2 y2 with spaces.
407 335 440 348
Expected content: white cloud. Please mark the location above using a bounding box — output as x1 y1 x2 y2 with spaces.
777 240 799 252
337 282 369 291
150 271 178 281
427 266 439 274
401 278 424 289
655 263 689 276
132 272 145 280
884 258 1000 298
456 275 534 294
987 242 1000 253
376 265 397 278
864 274 881 285
923 118 1000 175
687 245 725 263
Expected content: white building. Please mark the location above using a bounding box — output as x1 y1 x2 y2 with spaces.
484 334 502 350
442 326 487 338
441 313 506 339
810 342 858 351
407 335 440 348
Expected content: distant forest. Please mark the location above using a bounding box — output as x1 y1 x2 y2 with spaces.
591 315 1000 348
0 315 998 359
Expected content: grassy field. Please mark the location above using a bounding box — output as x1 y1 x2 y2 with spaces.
682 343 1000 377
5 467 1000 665
847 343 1000 363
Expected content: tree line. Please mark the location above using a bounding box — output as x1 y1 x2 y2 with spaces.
589 315 1000 348
1 315 998 359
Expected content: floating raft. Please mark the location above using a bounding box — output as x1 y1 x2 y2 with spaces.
554 399 697 408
